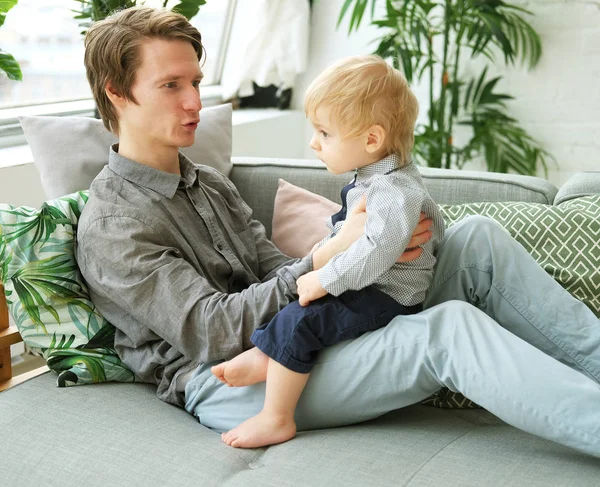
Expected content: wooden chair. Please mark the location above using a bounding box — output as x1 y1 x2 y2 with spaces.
0 283 48 392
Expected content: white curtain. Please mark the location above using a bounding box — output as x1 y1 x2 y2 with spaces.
221 0 310 100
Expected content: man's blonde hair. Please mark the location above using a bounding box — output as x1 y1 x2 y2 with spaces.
84 6 204 134
304 55 418 166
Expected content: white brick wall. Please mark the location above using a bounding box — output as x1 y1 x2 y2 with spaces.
295 0 600 187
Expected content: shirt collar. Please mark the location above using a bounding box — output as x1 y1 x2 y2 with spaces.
108 144 200 198
355 153 403 184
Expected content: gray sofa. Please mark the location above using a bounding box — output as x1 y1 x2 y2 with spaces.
3 158 600 486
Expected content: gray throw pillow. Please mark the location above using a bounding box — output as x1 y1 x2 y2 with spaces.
20 103 233 199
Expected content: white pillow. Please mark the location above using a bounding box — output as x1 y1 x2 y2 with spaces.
20 103 233 199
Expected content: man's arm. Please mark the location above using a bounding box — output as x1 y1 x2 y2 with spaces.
77 214 306 363
222 176 370 281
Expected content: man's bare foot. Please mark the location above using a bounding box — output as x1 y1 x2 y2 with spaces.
211 347 269 387
221 411 296 448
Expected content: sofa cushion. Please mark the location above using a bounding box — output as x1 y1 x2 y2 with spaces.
417 166 558 205
440 195 600 317
20 103 233 200
0 191 135 387
271 178 341 257
4 372 600 486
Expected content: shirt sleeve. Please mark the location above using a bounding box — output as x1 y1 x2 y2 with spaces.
317 177 426 296
77 212 310 363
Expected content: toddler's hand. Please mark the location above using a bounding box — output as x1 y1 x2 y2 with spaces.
297 271 327 306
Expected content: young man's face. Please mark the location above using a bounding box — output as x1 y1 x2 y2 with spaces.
115 37 203 155
309 106 374 175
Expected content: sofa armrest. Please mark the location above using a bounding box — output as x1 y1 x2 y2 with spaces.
0 325 22 349
554 171 600 205
0 284 49 392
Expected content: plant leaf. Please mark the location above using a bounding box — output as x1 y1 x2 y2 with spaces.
0 49 22 81
0 0 18 28
171 0 206 20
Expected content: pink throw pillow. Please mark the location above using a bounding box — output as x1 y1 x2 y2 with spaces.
271 179 341 258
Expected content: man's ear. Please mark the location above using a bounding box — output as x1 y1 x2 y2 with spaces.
365 125 386 154
105 81 125 107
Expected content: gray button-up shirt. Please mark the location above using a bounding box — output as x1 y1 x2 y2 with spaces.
318 154 445 306
76 147 312 406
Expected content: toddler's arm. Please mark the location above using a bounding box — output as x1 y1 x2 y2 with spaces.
318 177 427 296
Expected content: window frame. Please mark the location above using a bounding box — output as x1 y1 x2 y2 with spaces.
0 0 237 150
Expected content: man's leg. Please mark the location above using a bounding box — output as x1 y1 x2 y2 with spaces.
425 215 600 383
186 301 600 458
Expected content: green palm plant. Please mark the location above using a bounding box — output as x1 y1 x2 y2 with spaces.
72 0 207 33
339 0 553 175
0 0 22 80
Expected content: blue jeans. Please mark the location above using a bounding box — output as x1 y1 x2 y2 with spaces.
185 216 600 458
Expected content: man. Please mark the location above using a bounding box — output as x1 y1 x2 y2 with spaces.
77 6 600 457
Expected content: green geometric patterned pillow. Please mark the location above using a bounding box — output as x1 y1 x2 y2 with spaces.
440 195 600 317
0 191 135 387
422 194 600 409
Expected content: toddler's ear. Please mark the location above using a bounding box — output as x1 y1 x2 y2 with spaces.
366 125 386 154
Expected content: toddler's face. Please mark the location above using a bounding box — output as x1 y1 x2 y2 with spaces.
308 107 369 175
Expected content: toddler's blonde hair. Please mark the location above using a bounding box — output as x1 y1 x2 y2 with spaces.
304 55 418 166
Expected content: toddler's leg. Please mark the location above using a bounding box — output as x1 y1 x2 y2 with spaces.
426 215 600 383
211 347 269 387
220 289 405 448
221 359 309 448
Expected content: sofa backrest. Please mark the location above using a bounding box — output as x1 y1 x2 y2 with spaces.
230 157 559 237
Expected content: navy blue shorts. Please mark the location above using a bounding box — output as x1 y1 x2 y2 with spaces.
250 287 422 373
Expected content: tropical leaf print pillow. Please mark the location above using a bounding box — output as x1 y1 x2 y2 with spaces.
0 191 135 386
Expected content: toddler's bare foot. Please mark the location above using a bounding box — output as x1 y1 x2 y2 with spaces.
221 411 296 448
210 347 269 387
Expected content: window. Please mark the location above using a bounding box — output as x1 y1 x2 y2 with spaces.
0 0 235 147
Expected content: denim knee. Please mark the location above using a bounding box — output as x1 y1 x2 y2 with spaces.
425 300 485 345
450 215 509 245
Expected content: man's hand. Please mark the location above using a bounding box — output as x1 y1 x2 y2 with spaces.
297 270 327 306
399 213 433 263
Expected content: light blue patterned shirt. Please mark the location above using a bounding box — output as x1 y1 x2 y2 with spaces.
317 154 445 306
